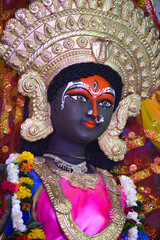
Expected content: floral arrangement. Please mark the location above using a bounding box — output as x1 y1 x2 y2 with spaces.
1 152 45 240
119 175 145 240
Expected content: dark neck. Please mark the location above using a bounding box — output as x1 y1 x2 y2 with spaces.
45 131 87 164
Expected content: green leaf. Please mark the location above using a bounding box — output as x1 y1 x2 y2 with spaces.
13 160 19 165
21 196 32 204
19 172 33 179
122 220 136 235
138 215 146 224
137 201 143 206
8 229 29 239
137 224 145 232
21 182 33 190
27 218 43 229
132 206 144 212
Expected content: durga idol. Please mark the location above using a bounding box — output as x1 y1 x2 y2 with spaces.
0 0 159 239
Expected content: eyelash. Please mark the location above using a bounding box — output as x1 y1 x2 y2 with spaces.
70 94 87 103
98 100 113 108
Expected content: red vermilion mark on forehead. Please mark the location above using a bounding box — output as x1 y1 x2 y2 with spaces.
81 75 110 95
66 75 115 118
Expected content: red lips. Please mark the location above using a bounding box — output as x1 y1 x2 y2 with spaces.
82 121 96 128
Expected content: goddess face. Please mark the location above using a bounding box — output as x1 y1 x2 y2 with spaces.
50 75 115 144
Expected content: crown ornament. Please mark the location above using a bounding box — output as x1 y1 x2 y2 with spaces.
0 0 159 161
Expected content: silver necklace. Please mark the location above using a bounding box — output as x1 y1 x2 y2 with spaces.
43 153 88 174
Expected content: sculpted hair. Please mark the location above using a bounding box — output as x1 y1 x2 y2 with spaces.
48 62 123 110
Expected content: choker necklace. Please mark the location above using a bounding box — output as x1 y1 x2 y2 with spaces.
44 152 86 160
43 153 87 174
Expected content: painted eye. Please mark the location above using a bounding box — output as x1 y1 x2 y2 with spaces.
70 94 87 103
99 100 113 108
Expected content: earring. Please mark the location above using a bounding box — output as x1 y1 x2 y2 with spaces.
95 115 104 123
88 110 93 115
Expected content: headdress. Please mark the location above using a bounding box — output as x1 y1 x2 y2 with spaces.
0 0 159 161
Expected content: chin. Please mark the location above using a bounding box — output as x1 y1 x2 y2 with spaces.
75 132 100 144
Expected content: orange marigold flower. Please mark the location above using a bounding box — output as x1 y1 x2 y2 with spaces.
22 203 31 211
14 183 20 189
20 162 33 172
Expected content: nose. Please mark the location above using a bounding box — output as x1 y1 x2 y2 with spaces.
92 98 98 118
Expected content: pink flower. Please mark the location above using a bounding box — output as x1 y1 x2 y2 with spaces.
1 181 18 195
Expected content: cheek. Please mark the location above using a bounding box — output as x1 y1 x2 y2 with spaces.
51 99 83 130
99 108 114 126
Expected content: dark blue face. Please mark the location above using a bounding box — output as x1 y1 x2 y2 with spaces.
50 75 115 144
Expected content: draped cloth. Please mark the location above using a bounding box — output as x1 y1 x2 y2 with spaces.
36 177 126 240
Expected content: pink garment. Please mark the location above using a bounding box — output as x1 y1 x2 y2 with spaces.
36 177 126 240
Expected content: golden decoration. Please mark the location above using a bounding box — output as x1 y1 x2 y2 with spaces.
137 186 144 193
0 69 12 139
47 159 100 190
137 0 145 9
18 71 53 141
0 1 17 37
130 167 152 183
130 163 160 183
33 157 126 240
122 132 146 150
150 163 160 175
150 91 160 103
2 145 9 153
144 128 160 143
143 195 160 213
0 0 159 161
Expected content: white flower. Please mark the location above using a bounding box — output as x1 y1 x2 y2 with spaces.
18 224 27 232
127 211 140 224
6 153 27 233
119 175 138 207
11 193 26 232
5 153 19 164
6 163 19 183
128 226 138 240
119 175 139 239
12 194 20 205
126 198 138 207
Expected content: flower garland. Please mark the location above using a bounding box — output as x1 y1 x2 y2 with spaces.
4 152 45 240
119 175 145 240
2 152 146 240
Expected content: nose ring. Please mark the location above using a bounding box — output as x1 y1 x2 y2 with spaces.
88 110 93 115
95 115 104 123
